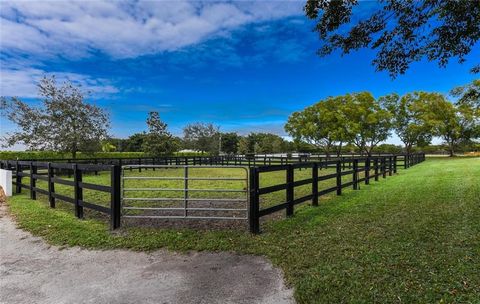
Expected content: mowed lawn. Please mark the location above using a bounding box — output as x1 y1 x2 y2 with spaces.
6 157 480 303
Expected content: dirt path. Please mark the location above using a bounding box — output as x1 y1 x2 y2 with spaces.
0 204 293 304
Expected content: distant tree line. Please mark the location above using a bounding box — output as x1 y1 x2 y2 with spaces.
1 76 479 158
285 80 480 157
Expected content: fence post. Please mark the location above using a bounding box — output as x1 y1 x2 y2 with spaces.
336 160 342 195
388 156 393 176
312 163 318 206
47 163 55 208
365 158 370 185
110 165 121 229
353 159 358 190
30 161 36 200
404 154 408 169
138 158 142 172
374 158 379 181
249 167 260 234
15 160 21 194
73 164 84 219
382 157 387 178
286 164 294 216
393 156 397 173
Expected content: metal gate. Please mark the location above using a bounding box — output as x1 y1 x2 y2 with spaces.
121 165 248 220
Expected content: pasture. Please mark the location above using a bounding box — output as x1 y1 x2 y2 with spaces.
6 157 480 303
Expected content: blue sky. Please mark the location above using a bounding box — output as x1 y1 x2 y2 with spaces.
1 1 479 148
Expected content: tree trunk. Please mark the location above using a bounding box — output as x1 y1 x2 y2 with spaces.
405 144 412 155
448 144 455 157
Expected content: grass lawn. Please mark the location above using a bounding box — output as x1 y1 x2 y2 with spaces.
6 157 480 303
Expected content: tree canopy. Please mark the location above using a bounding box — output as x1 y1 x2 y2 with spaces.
183 122 220 155
1 76 109 158
285 96 350 156
380 92 433 154
142 112 178 156
304 0 480 77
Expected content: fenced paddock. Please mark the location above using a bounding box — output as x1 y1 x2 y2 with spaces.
0 153 425 233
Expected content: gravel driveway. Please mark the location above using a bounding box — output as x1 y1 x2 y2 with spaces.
0 203 293 304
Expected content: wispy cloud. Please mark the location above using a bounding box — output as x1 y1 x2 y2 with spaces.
1 1 303 60
0 66 119 98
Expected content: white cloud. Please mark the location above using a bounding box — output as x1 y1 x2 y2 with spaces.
0 1 303 59
0 66 119 98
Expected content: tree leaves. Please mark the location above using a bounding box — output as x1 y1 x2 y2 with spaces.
2 76 109 158
305 0 480 77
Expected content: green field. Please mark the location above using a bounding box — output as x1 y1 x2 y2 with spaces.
6 157 480 303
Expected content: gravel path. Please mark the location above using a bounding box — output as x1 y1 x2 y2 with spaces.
0 203 293 304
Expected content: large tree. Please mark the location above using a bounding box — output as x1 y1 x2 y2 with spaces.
183 122 220 155
423 94 479 156
304 0 480 77
285 96 351 156
343 92 392 156
1 76 109 158
380 92 433 154
142 112 178 156
220 132 240 154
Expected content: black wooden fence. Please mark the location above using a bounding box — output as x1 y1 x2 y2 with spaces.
1 160 121 229
0 153 424 232
1 153 421 170
248 153 425 233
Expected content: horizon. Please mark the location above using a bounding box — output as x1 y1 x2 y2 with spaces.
1 1 479 151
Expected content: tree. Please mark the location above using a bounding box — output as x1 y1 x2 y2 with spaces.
220 132 240 154
380 92 433 154
236 133 288 154
304 0 480 77
237 136 251 155
142 112 178 156
451 79 480 112
343 92 392 156
121 133 148 152
285 96 351 156
423 94 479 156
1 76 109 158
183 122 220 155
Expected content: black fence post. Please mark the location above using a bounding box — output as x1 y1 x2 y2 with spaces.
249 167 260 234
365 157 370 185
15 160 21 194
30 161 36 200
110 165 121 229
393 156 397 173
382 157 387 178
336 160 342 195
286 164 294 216
388 156 393 176
353 159 358 190
47 163 55 208
73 164 84 219
312 163 319 206
374 158 379 181
138 158 142 172
404 154 408 169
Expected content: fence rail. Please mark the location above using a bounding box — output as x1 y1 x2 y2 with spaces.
1 153 422 169
2 160 121 229
248 153 425 233
0 153 425 232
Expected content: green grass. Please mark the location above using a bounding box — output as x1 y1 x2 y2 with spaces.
7 157 480 303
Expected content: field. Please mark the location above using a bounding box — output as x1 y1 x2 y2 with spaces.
6 157 480 303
